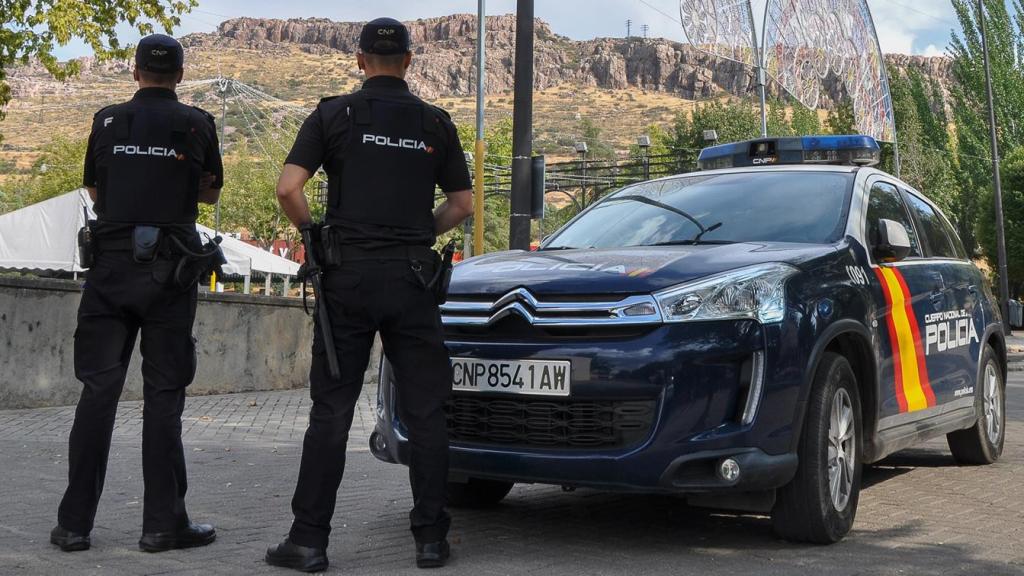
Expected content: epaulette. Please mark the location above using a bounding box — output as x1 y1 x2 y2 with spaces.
191 106 216 123
93 104 117 119
429 105 453 121
319 95 342 105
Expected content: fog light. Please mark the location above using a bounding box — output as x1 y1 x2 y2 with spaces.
621 302 657 317
718 458 740 483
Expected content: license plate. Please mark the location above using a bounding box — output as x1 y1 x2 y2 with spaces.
451 358 571 396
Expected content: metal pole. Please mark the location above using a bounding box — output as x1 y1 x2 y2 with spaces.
581 152 587 207
750 0 767 138
216 78 227 234
509 0 534 250
473 0 487 256
979 0 1012 333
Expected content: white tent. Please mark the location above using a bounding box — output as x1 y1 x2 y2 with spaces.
0 190 299 282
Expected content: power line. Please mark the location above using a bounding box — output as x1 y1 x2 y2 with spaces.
635 0 680 25
886 0 960 28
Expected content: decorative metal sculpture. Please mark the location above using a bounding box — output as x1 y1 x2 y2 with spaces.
762 0 895 142
679 0 759 68
679 0 896 143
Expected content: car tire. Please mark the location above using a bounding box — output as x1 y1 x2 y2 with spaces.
947 344 1005 465
446 478 514 508
772 352 862 544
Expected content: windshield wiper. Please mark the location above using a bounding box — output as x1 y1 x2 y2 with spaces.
648 239 735 247
691 221 723 243
608 195 710 233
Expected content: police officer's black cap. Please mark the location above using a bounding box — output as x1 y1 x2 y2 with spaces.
359 18 411 55
135 34 184 73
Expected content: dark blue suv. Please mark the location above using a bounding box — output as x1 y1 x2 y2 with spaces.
371 136 1007 543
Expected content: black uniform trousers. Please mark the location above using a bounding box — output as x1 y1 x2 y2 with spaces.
58 251 197 534
289 257 452 549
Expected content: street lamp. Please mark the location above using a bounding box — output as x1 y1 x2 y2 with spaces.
702 129 719 144
637 134 651 180
575 141 588 207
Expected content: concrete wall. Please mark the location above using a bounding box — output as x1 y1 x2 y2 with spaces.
0 276 319 409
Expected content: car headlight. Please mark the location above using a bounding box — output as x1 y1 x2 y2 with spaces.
654 263 799 323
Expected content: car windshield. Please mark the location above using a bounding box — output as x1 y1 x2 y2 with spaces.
543 171 855 249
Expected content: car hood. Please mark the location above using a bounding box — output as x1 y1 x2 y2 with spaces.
450 243 836 296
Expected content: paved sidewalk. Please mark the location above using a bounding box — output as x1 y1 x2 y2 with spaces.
0 379 1022 576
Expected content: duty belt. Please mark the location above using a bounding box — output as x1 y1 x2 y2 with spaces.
335 244 437 262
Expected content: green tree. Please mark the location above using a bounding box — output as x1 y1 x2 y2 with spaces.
885 70 958 214
1 1 197 143
790 103 822 135
825 101 857 134
198 142 290 248
17 135 88 205
661 100 761 169
979 147 1024 295
949 0 1024 261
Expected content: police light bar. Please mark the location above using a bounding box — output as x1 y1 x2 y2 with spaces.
697 135 881 170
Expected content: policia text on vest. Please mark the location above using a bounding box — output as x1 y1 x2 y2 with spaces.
51 34 224 555
266 17 474 572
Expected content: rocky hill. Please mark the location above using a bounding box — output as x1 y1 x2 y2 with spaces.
201 14 953 106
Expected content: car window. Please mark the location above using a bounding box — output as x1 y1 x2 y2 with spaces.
903 192 958 259
936 211 968 260
865 182 922 258
543 171 854 249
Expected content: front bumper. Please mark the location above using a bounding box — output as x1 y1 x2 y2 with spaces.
371 319 804 494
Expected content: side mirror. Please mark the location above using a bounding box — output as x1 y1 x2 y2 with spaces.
873 218 912 262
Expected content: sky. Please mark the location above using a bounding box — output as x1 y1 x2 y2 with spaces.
50 0 962 60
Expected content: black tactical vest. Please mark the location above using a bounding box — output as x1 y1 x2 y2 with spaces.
92 100 200 225
324 92 446 236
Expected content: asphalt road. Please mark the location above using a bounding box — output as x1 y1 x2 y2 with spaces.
0 375 1021 575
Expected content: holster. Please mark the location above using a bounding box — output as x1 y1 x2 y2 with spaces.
170 235 227 290
77 221 95 269
318 224 341 268
430 240 457 305
133 226 162 263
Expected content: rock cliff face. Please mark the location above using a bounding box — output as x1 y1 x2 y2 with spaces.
203 14 955 104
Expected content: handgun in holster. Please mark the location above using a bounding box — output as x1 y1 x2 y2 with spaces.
169 235 227 290
429 240 457 305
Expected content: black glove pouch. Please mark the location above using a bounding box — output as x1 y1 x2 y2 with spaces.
133 226 162 264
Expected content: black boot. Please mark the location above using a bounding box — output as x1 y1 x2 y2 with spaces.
139 522 216 553
50 525 90 552
416 540 451 569
265 538 329 573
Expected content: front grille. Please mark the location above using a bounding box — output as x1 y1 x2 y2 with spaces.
440 288 663 328
445 395 657 450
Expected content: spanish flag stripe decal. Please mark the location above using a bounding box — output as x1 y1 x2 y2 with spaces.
891 269 937 407
874 268 908 413
875 267 934 413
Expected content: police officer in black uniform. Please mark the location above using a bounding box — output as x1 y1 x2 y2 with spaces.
50 34 223 554
266 17 473 572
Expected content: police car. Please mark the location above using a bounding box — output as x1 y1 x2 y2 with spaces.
371 135 1007 543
